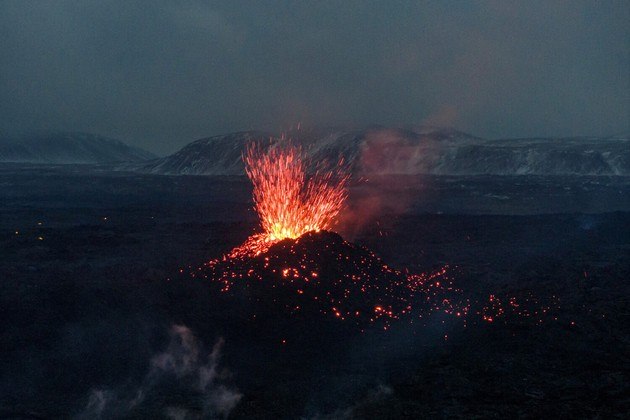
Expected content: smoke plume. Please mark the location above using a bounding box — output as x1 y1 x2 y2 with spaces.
76 325 241 419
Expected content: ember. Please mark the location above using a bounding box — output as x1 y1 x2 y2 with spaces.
196 230 460 329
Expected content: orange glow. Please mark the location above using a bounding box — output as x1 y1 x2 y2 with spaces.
232 140 348 257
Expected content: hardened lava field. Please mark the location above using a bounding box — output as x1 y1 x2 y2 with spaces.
2 167 627 418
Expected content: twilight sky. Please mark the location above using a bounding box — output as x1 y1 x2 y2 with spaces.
1 0 628 154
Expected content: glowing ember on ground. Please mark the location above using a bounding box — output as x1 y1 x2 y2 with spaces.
196 230 463 329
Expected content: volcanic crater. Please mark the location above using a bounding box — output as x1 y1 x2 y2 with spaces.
193 230 461 330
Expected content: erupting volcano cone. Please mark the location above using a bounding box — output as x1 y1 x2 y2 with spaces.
196 230 460 329
188 139 463 329
187 138 556 331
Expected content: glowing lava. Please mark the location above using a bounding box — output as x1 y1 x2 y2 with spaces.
232 141 348 257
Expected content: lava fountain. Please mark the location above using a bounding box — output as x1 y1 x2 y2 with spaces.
231 141 349 257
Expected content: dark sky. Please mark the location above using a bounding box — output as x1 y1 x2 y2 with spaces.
1 1 628 154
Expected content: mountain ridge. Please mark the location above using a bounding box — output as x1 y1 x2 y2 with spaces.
0 132 156 164
136 126 630 176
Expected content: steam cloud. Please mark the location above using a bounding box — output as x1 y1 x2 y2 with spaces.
76 325 241 419
339 129 429 238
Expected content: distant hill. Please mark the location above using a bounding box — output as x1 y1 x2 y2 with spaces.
139 131 269 175
0 132 156 164
137 127 630 176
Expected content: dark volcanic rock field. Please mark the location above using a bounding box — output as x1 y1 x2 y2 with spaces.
0 165 628 418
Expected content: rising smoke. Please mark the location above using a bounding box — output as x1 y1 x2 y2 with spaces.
76 325 241 419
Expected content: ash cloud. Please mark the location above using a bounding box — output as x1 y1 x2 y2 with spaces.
76 325 241 419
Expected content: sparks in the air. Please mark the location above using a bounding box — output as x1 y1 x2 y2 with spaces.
231 140 348 257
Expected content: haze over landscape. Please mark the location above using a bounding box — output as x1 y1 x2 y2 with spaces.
1 0 628 154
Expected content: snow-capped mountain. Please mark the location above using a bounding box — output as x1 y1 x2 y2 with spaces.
0 132 155 164
137 127 630 176
140 131 269 175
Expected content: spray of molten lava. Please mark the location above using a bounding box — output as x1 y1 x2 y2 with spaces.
231 140 349 257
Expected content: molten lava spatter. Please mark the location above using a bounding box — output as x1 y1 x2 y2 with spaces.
233 141 348 257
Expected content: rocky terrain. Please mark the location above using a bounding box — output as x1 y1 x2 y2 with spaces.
0 164 628 418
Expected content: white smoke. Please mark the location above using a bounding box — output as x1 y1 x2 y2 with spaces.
76 325 241 419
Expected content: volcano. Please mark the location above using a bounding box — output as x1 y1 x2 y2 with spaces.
193 230 461 330
187 138 558 332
